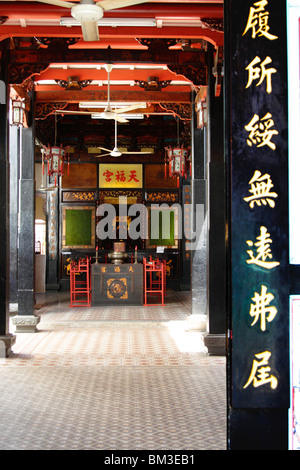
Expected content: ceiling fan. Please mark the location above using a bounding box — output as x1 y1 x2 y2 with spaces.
15 0 149 42
95 117 151 157
96 64 143 122
55 63 147 122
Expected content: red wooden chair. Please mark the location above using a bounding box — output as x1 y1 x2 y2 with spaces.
69 257 91 307
143 257 166 306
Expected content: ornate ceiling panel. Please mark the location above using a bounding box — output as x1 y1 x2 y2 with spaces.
1 1 224 156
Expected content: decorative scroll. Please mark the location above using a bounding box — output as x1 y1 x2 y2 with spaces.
48 189 58 260
227 0 289 410
62 191 97 202
98 190 143 205
146 191 179 203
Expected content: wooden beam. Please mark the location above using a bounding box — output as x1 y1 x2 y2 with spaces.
35 90 192 103
10 45 206 67
0 25 223 47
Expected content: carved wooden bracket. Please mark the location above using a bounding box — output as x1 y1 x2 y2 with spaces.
12 37 41 50
35 37 80 49
35 102 69 120
55 76 92 90
167 64 207 87
201 18 224 32
8 63 49 85
159 103 191 121
212 46 224 97
136 38 178 55
135 76 171 91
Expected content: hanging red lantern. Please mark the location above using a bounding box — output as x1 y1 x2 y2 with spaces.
165 146 190 186
41 144 66 187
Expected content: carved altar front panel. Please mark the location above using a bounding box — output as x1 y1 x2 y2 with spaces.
92 263 143 306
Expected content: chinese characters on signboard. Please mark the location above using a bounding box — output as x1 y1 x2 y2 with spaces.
99 164 143 189
229 0 289 408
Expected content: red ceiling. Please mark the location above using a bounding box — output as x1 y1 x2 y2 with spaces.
2 1 224 120
0 1 224 45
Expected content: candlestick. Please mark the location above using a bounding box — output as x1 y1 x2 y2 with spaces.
134 246 138 263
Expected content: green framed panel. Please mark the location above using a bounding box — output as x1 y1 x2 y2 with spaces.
146 206 179 249
62 205 95 249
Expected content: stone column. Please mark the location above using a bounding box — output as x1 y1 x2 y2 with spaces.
9 124 19 310
187 91 208 331
203 43 227 355
12 89 40 333
0 39 16 355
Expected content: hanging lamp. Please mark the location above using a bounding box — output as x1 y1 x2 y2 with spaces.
40 115 68 187
11 98 26 127
165 117 190 186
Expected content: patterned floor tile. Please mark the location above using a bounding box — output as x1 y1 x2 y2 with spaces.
34 290 191 323
0 365 226 450
0 291 227 450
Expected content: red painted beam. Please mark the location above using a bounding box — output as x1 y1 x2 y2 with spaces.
0 25 223 46
35 89 192 102
35 67 191 81
0 2 223 19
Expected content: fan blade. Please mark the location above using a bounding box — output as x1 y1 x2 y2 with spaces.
35 0 76 7
122 151 152 154
99 111 128 122
115 115 129 123
55 110 93 115
114 103 147 114
92 111 123 121
96 0 149 11
94 153 111 158
81 20 99 42
98 147 113 152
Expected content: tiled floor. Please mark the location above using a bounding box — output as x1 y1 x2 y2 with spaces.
0 290 227 450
